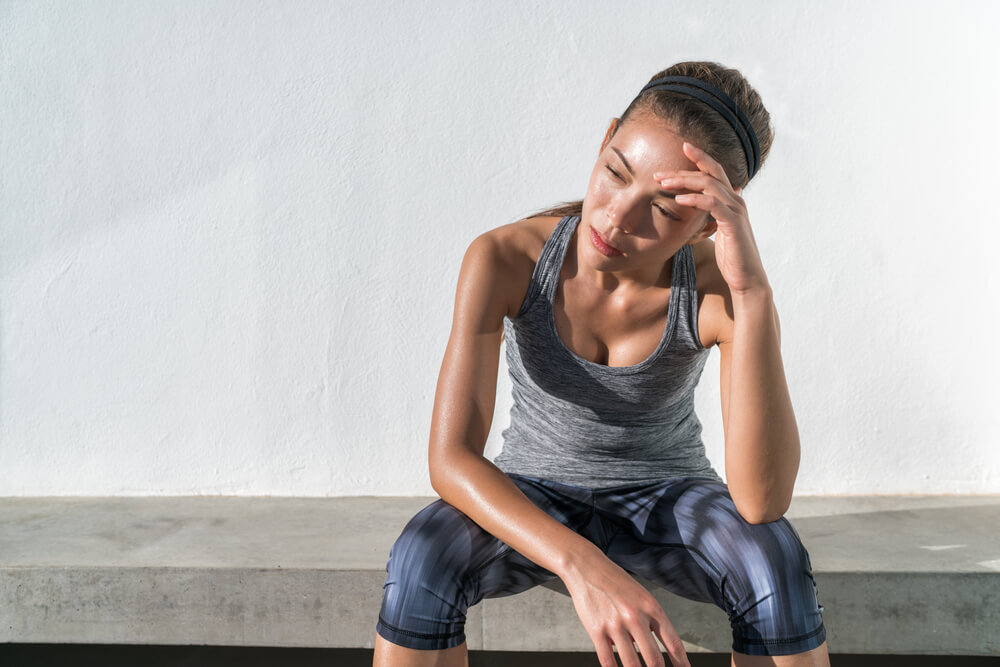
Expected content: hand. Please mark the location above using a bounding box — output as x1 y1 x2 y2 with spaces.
562 551 690 667
654 142 770 296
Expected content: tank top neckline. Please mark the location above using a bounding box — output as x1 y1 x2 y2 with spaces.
545 215 685 374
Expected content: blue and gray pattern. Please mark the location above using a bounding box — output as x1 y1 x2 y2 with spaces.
377 473 826 656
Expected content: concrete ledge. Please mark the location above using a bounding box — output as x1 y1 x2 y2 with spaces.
1 495 999 655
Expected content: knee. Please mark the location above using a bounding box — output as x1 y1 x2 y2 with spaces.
729 518 817 600
384 500 474 589
723 519 825 646
670 483 826 652
377 501 477 650
678 484 816 600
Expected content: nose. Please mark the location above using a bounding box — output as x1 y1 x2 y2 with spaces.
606 195 639 234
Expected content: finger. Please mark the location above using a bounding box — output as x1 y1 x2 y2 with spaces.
611 631 643 667
650 615 690 667
594 635 618 667
657 172 733 201
673 192 736 222
631 626 666 667
682 141 733 190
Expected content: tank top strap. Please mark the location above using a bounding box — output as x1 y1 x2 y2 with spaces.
515 215 704 351
514 215 577 319
674 242 705 350
539 215 578 302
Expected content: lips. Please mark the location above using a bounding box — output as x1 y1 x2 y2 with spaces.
590 226 623 256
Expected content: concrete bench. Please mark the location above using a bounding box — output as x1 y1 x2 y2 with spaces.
1 494 998 656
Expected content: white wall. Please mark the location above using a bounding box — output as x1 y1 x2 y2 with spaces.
2 0 998 496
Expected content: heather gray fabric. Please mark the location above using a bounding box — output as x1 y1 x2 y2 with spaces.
493 215 723 487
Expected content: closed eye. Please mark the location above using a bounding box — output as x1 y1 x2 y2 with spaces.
605 162 679 220
655 204 679 221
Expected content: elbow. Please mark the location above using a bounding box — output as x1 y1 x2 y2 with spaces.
741 509 786 525
428 444 472 497
734 498 791 525
428 450 451 496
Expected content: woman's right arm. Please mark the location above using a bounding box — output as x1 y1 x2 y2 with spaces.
427 230 690 667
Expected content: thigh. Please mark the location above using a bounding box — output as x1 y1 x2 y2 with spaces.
377 474 593 649
600 477 728 606
473 474 600 601
601 477 826 655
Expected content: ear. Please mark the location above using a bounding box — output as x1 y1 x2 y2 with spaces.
600 117 621 155
688 216 718 244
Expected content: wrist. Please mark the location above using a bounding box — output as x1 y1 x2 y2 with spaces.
732 283 773 309
556 539 605 583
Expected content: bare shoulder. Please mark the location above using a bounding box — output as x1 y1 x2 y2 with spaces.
470 216 562 319
690 238 735 348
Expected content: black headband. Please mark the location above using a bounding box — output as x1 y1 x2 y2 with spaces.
633 75 760 181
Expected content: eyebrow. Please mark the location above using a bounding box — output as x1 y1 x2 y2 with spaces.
610 147 680 199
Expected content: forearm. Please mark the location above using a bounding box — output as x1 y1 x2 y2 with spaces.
724 287 801 523
429 447 604 580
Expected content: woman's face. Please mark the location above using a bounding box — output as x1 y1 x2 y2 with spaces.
580 113 712 271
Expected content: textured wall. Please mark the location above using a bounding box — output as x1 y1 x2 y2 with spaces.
2 0 998 495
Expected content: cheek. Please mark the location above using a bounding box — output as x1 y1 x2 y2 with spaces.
586 173 614 204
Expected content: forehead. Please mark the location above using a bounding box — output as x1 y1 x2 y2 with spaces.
607 115 698 173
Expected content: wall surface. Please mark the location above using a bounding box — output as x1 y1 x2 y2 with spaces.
2 0 998 496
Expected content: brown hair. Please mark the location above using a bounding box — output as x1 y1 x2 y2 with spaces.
524 61 773 221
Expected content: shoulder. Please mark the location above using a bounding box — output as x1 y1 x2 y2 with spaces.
464 216 562 319
690 238 735 347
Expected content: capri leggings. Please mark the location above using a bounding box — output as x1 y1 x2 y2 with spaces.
376 473 827 657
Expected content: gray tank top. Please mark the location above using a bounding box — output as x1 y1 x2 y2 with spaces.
493 215 722 487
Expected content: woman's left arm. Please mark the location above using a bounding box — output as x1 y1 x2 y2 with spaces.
657 142 800 524
719 286 800 524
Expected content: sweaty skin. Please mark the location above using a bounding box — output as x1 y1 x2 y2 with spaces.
374 112 827 667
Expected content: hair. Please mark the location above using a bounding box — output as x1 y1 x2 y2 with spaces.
525 61 773 221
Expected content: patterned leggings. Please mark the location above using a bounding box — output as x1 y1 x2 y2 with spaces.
376 473 826 656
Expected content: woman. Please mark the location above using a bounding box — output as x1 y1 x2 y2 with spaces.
373 61 830 667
